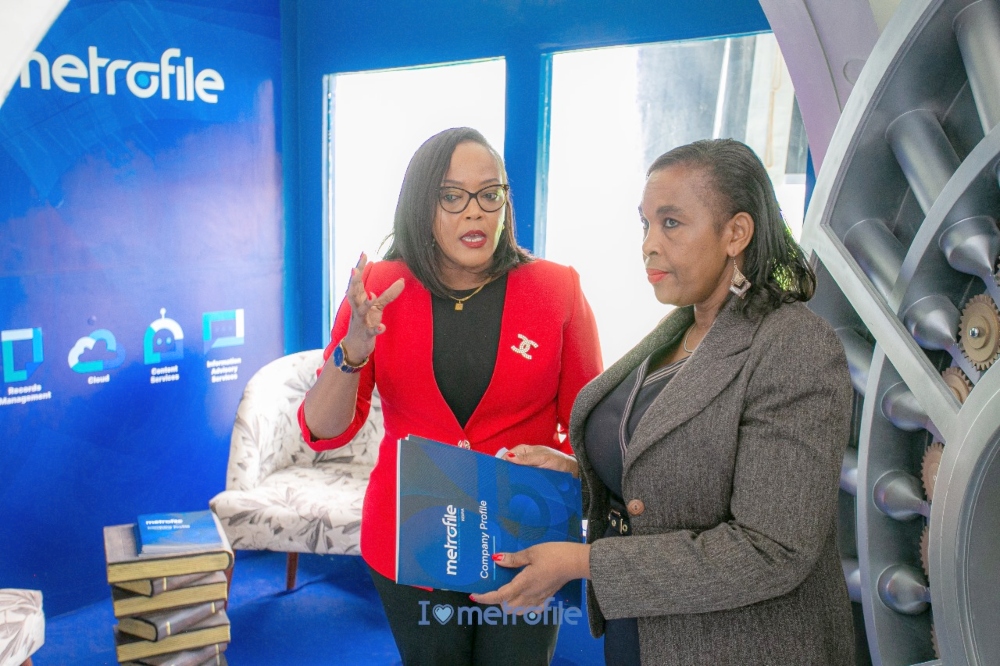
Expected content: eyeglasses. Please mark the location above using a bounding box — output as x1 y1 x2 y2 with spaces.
438 184 509 214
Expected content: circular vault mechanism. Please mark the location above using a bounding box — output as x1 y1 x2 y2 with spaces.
801 1 1000 664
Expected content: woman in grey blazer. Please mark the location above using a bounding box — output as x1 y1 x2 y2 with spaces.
472 139 856 665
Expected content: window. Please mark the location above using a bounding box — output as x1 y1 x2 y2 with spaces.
324 59 506 324
543 34 804 363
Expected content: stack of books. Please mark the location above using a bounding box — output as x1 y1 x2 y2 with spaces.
103 510 235 665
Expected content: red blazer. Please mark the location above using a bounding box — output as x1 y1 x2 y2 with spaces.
298 258 603 580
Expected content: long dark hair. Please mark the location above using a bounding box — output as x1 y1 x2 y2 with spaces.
647 138 815 317
383 127 532 297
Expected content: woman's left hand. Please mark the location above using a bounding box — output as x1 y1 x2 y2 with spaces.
470 542 590 611
505 444 579 477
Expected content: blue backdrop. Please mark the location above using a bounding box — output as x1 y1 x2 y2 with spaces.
0 0 284 615
0 0 774 618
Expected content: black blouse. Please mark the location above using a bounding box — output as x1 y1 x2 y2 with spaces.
584 352 687 502
582 348 687 666
430 274 508 428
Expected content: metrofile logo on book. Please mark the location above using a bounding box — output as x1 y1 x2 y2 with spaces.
19 47 224 103
443 505 460 577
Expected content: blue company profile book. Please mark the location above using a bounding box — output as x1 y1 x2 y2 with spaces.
134 510 224 556
396 435 583 603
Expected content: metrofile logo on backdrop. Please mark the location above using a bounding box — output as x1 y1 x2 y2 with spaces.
19 46 224 103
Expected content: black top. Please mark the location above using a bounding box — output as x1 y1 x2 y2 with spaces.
583 347 687 664
584 350 687 502
431 274 508 428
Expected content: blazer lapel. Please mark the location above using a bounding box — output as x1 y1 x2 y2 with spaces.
570 306 693 472
623 298 762 474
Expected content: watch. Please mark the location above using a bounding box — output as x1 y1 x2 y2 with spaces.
332 341 369 374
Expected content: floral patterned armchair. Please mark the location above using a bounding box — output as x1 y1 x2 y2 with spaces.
209 349 382 589
0 589 44 666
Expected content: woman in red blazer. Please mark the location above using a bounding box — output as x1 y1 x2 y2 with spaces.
299 127 602 665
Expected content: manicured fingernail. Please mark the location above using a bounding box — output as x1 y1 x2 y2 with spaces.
469 594 477 601
506 452 516 458
492 553 504 562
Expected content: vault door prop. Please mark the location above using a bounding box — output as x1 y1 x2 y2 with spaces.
802 1 1000 664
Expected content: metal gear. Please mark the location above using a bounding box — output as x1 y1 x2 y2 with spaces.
923 442 944 502
802 2 1000 661
941 366 973 404
958 294 1000 370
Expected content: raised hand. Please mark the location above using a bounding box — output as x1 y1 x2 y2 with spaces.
341 253 405 362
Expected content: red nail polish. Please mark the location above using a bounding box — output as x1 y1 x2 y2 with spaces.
506 452 516 458
469 594 476 601
492 553 504 562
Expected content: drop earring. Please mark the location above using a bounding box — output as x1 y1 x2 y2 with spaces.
730 258 751 298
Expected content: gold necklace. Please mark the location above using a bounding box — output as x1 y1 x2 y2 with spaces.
682 326 699 353
449 282 487 311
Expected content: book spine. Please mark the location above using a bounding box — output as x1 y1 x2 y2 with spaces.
115 611 230 661
138 642 226 666
113 581 228 618
150 576 170 595
151 571 213 595
152 601 221 641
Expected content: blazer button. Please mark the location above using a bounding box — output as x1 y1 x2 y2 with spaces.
627 499 645 516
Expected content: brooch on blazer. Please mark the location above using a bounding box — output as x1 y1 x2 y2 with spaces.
511 334 538 360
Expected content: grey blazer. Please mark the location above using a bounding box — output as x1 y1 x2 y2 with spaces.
570 298 856 666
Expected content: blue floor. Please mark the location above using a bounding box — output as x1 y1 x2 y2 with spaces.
33 551 605 665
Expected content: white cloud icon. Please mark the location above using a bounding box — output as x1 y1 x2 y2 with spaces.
67 336 96 368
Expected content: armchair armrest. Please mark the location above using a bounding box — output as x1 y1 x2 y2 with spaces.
225 350 325 491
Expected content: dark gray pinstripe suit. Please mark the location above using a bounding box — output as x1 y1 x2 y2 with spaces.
571 298 856 666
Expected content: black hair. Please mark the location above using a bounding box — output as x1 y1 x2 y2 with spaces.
383 127 532 297
646 138 816 317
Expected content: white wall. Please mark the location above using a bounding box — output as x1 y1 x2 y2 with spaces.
0 0 68 108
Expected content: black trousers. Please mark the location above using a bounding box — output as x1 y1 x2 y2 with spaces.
368 565 559 666
600 521 642 666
